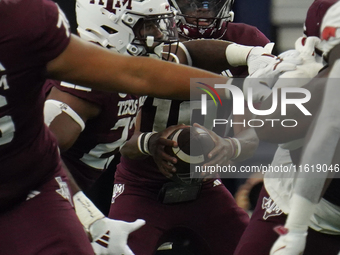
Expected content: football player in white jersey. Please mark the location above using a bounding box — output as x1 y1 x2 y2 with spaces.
269 2 340 254
234 1 340 255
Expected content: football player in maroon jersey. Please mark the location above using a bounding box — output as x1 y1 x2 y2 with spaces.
0 0 275 254
38 0 290 254
43 1 180 254
104 0 277 254
167 0 273 200
40 0 301 254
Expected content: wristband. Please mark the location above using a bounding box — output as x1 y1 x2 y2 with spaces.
225 44 254 67
231 138 241 159
137 132 156 155
73 191 104 231
225 137 241 160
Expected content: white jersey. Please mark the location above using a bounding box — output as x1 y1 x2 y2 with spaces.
310 199 340 235
263 40 340 234
264 147 295 214
264 147 340 235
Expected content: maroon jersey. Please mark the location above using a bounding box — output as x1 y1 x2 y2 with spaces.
0 0 71 208
116 22 269 186
46 80 146 190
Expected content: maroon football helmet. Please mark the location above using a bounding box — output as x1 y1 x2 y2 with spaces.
304 0 338 37
170 0 234 39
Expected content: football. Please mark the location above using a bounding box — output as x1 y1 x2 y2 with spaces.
165 126 215 176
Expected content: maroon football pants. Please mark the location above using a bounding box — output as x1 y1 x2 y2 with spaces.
0 169 94 255
109 180 249 255
234 186 340 255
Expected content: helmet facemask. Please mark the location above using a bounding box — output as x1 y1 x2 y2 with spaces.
170 0 234 39
127 12 179 59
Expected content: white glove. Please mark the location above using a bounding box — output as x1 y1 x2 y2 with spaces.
295 36 320 56
242 81 272 103
247 42 287 75
270 194 317 255
294 36 324 77
277 49 304 65
273 37 324 89
243 54 299 102
90 218 146 255
270 226 307 255
73 191 146 255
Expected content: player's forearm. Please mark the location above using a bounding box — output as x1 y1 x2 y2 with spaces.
120 132 148 160
295 60 340 199
61 160 81 195
254 91 308 143
255 67 329 143
232 127 259 162
255 88 317 143
47 35 228 101
183 39 234 73
125 58 229 100
230 111 259 162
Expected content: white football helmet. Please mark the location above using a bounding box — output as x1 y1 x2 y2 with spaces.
76 0 179 58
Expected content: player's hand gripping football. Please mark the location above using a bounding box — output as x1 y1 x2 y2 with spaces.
189 123 235 179
90 218 146 255
148 124 189 178
193 123 234 167
270 226 307 255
